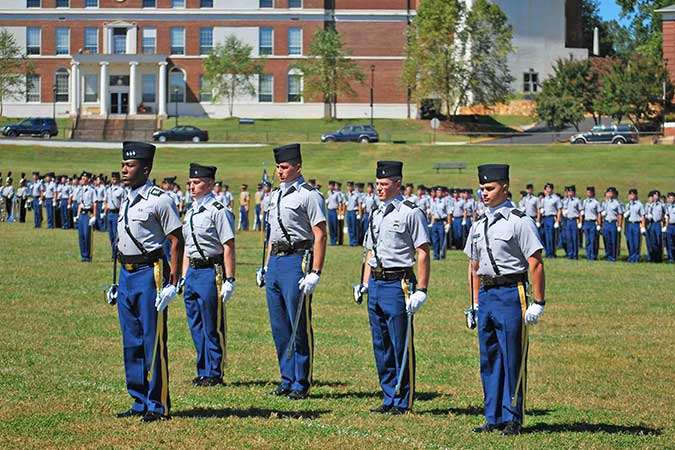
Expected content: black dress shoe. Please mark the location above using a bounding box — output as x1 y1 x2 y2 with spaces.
286 390 309 400
501 422 521 436
192 376 206 386
387 406 409 415
267 385 291 396
369 404 391 414
116 408 145 418
140 411 171 423
199 377 223 387
472 423 503 433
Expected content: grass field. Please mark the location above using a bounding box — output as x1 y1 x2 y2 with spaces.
0 143 674 449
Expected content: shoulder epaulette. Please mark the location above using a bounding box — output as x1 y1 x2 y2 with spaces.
301 183 315 191
213 201 224 210
150 187 163 197
403 200 417 209
477 214 487 222
511 208 526 218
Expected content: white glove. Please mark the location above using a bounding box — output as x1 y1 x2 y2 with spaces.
106 284 118 305
539 208 544 214
554 222 559 229
461 219 466 226
357 214 362 220
601 211 606 217
256 267 267 288
221 280 235 302
298 272 320 295
39 199 43 206
646 214 653 220
617 226 622 233
623 211 630 218
88 217 96 226
353 283 368 304
663 226 668 233
155 284 177 312
177 276 185 294
524 302 545 326
100 212 106 220
74 216 79 224
640 227 646 235
406 290 427 314
596 225 601 231
562 209 568 216
343 226 348 233
536 221 541 228
577 223 582 230
444 223 450 233
259 214 264 221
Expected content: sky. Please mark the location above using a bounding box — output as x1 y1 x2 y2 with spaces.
598 0 628 24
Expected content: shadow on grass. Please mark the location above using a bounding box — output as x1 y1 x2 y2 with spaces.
524 423 662 436
312 391 441 401
223 379 349 388
174 407 330 420
421 406 552 417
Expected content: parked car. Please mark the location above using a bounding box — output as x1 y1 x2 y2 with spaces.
2 117 58 139
570 124 639 145
321 125 379 144
153 125 209 143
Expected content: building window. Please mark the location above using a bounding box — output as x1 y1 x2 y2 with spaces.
56 0 69 7
171 28 185 55
142 74 156 102
169 69 185 103
199 75 212 102
56 28 69 55
84 0 98 7
113 28 127 54
260 0 273 6
109 75 129 86
142 28 156 54
26 75 40 102
27 0 40 7
142 0 156 6
84 27 98 53
200 0 213 6
288 0 301 7
26 27 40 55
287 71 302 102
84 74 99 102
259 75 273 102
55 69 69 103
200 28 213 55
523 71 539 93
172 0 185 7
288 28 302 56
259 28 273 56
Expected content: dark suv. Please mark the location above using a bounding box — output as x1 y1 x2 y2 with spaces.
570 124 639 145
2 118 58 139
321 125 379 144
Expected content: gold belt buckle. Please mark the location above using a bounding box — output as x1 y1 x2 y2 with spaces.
123 263 135 271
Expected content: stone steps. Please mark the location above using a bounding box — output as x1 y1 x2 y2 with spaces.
73 117 156 142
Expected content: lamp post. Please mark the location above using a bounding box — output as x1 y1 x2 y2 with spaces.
52 84 57 121
663 58 669 134
370 65 375 127
174 87 179 127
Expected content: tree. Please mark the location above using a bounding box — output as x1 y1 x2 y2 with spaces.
580 0 615 56
292 28 365 119
0 29 33 118
535 58 590 131
203 35 265 118
612 0 673 58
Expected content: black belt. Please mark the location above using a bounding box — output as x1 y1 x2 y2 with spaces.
628 221 641 224
81 209 92 214
118 248 164 271
270 240 313 256
433 217 447 221
371 266 414 281
584 219 597 222
108 209 120 214
189 255 224 269
479 273 527 289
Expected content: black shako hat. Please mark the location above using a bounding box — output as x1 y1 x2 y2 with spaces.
189 163 217 179
274 143 301 164
629 188 638 195
569 185 576 192
122 141 156 161
477 164 509 183
376 161 403 179
587 186 595 192
81 171 92 178
111 172 120 179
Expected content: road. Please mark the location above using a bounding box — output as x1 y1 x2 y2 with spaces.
475 117 612 145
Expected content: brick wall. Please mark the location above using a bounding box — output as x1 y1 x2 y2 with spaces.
336 22 406 56
664 20 675 93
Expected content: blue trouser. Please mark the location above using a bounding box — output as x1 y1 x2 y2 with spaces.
265 253 314 393
254 204 262 231
558 217 566 249
542 216 557 258
77 212 92 261
33 198 42 227
107 213 119 259
626 222 641 263
666 224 675 263
564 219 579 259
431 220 446 260
328 209 338 245
347 210 358 246
367 277 415 410
583 221 598 260
96 201 104 231
602 222 618 261
60 199 70 229
646 222 663 263
360 213 369 245
452 217 463 249
45 198 54 228
184 266 226 378
239 205 249 231
117 263 170 416
478 283 527 426
70 203 78 229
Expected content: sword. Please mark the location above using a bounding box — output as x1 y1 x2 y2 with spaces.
103 237 119 305
214 262 227 369
256 218 269 288
286 249 312 359
395 278 413 396
352 245 367 305
464 239 477 329
616 226 622 259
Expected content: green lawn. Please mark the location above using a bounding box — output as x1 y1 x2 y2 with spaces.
0 144 673 449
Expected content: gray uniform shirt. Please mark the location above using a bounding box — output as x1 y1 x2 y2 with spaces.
95 185 106 202
600 199 623 222
581 198 601 221
106 185 125 210
183 193 235 259
223 191 234 208
564 197 582 219
646 201 666 222
364 196 430 268
464 203 543 277
58 184 71 200
117 182 182 256
262 192 272 211
452 198 465 218
17 186 28 199
267 176 326 245
71 185 82 203
430 198 448 220
542 194 562 216
326 190 342 210
364 193 380 214
416 194 431 214
625 200 645 223
464 198 477 217
667 203 675 223
346 191 360 211
43 181 56 198
1 185 14 199
30 180 42 197
521 194 540 218
79 185 96 209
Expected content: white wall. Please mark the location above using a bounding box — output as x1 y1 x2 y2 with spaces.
172 102 415 119
0 1 28 9
214 27 259 57
213 0 257 9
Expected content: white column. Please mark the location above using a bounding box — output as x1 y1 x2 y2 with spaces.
70 61 79 116
129 61 138 115
158 61 167 117
99 62 108 116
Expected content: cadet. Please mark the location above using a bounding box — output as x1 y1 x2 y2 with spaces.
213 181 226 205
29 171 43 228
223 184 234 209
57 175 72 229
355 160 430 415
239 183 250 231
326 181 341 245
258 143 327 400
463 189 477 248
355 182 367 244
41 172 56 229
599 187 623 262
429 186 449 260
362 182 379 238
624 188 645 263
105 172 125 260
562 185 582 260
254 183 264 231
451 189 465 249
76 172 97 262
1 176 14 222
521 185 540 243
537 182 561 258
17 178 28 223
465 164 546 436
346 181 361 246
109 141 184 422
645 190 666 263
580 186 601 260
69 176 81 230
666 192 675 263
94 175 106 231
180 163 236 387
